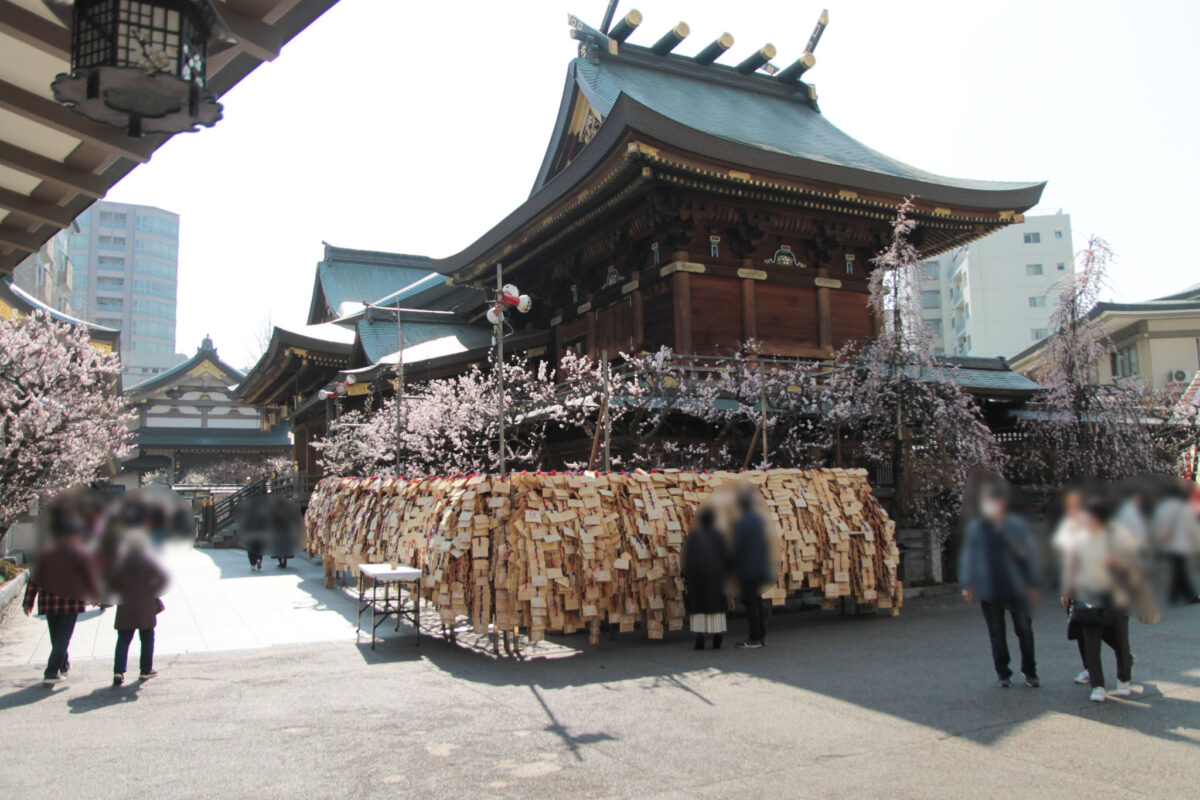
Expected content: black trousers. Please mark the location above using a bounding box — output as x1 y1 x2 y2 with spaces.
114 628 155 675
1166 554 1197 603
980 600 1036 680
44 613 78 679
741 584 766 643
247 549 263 568
1080 609 1131 688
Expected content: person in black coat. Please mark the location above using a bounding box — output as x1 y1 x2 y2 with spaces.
732 489 773 649
684 506 729 650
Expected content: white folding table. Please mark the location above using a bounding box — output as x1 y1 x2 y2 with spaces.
356 563 422 649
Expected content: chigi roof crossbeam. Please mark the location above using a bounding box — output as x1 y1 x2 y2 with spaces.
569 4 829 96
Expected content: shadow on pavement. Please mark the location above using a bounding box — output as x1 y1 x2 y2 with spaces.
0 681 64 710
67 683 143 714
330 587 1200 750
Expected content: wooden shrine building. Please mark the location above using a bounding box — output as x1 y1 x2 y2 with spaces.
238 9 1046 488
434 14 1045 364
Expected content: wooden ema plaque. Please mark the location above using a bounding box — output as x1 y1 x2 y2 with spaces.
303 468 902 644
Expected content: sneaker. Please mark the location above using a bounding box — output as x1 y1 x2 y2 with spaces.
1073 670 1090 685
139 670 158 680
996 677 1012 688
60 663 70 676
113 673 124 687
1090 687 1107 703
42 673 62 686
735 641 762 649
1112 681 1133 697
1024 674 1041 688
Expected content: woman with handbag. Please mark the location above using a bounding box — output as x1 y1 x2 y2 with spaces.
1060 493 1141 702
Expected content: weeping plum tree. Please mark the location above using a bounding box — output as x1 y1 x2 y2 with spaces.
824 200 1002 539
1022 237 1175 483
0 310 132 526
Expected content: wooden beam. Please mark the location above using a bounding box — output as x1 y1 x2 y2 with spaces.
0 79 153 164
0 225 44 252
215 2 284 61
0 140 108 197
0 186 75 228
0 0 71 60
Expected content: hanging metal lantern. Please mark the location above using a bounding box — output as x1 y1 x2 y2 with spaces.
44 0 237 138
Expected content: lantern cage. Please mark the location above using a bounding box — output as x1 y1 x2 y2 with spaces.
45 0 237 137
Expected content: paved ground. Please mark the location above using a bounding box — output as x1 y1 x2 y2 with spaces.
1 546 1198 800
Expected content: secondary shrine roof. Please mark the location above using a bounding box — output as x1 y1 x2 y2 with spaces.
308 244 436 324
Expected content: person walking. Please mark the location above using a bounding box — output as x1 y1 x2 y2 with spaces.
732 490 773 649
1061 493 1150 703
1151 482 1200 605
22 504 101 687
109 535 170 686
959 479 1041 688
683 506 729 650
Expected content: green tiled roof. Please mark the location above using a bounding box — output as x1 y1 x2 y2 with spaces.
308 245 436 323
356 315 492 365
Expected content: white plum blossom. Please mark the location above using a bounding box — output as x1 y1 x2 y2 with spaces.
0 310 132 525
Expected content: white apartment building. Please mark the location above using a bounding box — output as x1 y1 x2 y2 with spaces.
920 213 1075 358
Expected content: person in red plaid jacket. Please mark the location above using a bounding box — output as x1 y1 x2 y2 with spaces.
23 508 101 685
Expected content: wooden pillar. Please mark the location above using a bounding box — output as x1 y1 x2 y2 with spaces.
740 260 757 343
584 294 597 360
553 306 564 365
816 266 833 351
672 271 693 354
630 271 645 350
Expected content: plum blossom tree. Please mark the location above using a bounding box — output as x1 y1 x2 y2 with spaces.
0 310 132 526
823 200 1002 539
1022 237 1173 483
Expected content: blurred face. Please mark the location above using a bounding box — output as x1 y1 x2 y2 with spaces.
980 491 1006 521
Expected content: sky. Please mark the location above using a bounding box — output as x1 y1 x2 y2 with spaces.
105 0 1200 369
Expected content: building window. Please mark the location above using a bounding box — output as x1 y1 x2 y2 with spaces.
96 296 123 310
925 319 943 336
131 341 172 353
1057 262 1066 271
99 211 127 227
96 275 124 290
1026 264 1044 276
134 258 176 279
98 235 126 251
1023 232 1041 244
921 262 939 281
133 239 177 259
96 317 122 329
1028 296 1046 308
132 320 174 339
132 279 175 299
1111 343 1139 377
709 235 720 258
97 256 124 271
135 216 179 238
921 291 941 309
1054 230 1064 240
1031 328 1048 341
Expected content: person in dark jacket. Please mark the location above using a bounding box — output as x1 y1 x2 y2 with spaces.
683 506 729 650
959 478 1041 688
22 501 101 686
732 489 773 649
109 535 170 686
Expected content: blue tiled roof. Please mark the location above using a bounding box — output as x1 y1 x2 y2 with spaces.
356 316 491 364
308 246 436 323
